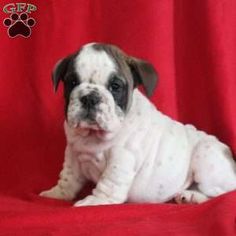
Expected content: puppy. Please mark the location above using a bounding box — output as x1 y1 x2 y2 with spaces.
40 43 236 206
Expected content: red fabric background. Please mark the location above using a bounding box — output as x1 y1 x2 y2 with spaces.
0 0 236 235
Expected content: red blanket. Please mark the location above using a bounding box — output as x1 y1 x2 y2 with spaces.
0 0 235 235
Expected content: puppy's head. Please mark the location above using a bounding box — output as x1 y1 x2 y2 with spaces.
52 43 158 133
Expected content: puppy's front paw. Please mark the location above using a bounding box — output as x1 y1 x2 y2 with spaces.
40 186 73 201
74 195 114 207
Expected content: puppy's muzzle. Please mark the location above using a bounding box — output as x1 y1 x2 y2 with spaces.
80 92 101 108
80 92 101 121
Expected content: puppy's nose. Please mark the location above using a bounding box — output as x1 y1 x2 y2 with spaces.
80 93 101 108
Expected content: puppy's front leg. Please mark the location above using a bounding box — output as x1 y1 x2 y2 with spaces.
40 145 86 201
74 147 136 207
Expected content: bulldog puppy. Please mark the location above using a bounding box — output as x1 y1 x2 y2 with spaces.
40 43 236 206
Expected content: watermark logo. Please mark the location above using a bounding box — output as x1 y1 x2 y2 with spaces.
3 3 37 38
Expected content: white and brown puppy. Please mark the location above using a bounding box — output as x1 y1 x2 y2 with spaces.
40 43 236 206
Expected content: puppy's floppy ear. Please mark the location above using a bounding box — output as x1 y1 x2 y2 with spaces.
52 57 70 92
127 57 158 97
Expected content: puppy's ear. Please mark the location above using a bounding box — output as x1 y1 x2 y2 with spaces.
52 57 70 92
127 57 158 97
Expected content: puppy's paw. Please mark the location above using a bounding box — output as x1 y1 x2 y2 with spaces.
40 186 73 201
74 195 114 207
175 192 194 204
175 190 209 204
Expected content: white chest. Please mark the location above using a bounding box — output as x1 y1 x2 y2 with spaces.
76 152 107 183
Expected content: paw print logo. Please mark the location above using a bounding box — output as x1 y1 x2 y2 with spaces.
3 13 36 38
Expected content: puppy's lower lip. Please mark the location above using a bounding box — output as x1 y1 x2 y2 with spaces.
73 126 107 137
73 123 79 128
76 121 105 131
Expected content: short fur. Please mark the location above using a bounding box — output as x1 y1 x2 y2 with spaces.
40 43 236 206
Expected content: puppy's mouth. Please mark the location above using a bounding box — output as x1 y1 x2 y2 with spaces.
71 111 108 133
67 101 123 137
77 119 101 130
72 122 108 138
68 108 101 128
79 128 106 137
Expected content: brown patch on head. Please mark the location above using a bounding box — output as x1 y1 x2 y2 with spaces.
93 43 158 97
92 43 134 85
93 43 134 111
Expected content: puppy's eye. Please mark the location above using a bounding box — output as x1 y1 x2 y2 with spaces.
110 82 121 91
109 76 124 93
65 74 78 87
70 79 77 86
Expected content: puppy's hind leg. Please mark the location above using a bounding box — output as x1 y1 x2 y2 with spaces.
175 189 209 204
191 138 236 199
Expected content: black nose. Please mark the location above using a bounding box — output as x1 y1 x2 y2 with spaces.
80 93 101 108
